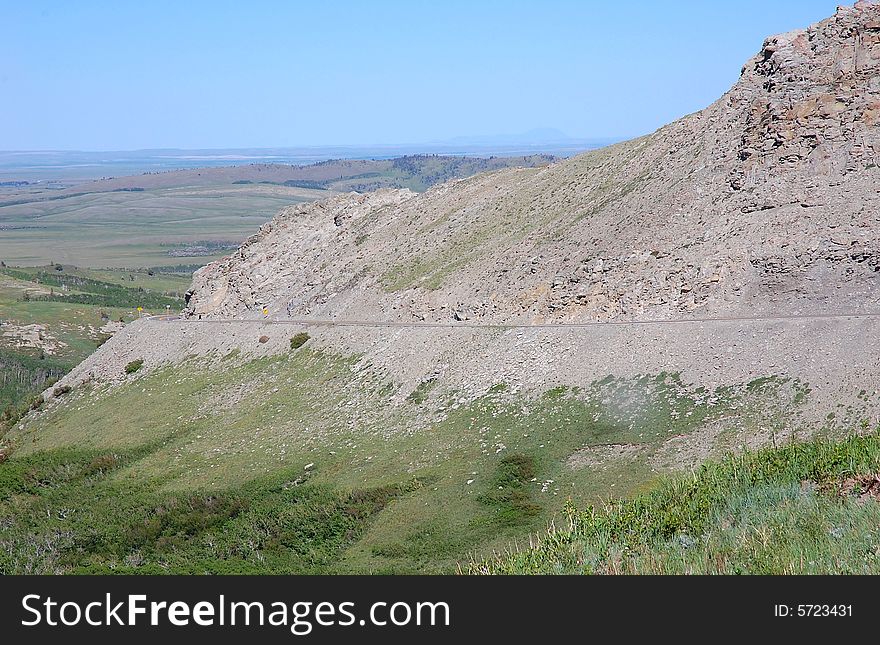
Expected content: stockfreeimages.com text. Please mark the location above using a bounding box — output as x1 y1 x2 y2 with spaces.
21 594 450 635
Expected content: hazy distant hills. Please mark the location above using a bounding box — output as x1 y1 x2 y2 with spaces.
0 154 557 209
0 136 608 183
0 154 558 267
52 154 559 196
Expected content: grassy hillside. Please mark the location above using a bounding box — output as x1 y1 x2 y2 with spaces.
470 431 880 574
2 341 823 573
0 266 189 431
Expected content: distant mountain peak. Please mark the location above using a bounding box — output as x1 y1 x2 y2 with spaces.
441 128 588 146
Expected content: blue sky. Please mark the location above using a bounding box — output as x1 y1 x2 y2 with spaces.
1 0 840 151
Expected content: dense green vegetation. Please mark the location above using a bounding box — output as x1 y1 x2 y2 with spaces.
471 431 880 574
0 446 422 574
2 267 182 308
0 350 66 432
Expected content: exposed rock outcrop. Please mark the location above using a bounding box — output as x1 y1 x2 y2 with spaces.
185 188 416 318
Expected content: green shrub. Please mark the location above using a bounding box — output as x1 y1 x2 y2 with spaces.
290 332 310 350
478 454 541 526
124 359 144 374
1 404 25 433
494 454 536 486
53 385 72 397
84 454 119 476
29 396 44 411
406 378 436 404
1 405 19 423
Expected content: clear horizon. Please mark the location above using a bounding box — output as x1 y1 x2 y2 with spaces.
0 132 618 154
2 0 839 151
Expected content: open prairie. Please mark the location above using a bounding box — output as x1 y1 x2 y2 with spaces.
0 183 325 268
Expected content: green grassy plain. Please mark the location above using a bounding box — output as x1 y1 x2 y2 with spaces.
0 184 322 267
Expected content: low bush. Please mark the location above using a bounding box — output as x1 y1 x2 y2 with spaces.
406 378 436 404
124 359 144 375
1 405 19 423
478 454 541 527
290 332 310 349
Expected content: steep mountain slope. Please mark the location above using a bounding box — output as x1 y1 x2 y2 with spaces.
186 3 880 324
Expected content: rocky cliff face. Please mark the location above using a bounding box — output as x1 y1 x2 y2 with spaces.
186 2 880 323
733 4 880 189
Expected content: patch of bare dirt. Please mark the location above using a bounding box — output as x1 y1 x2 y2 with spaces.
0 275 52 297
820 474 880 504
566 443 644 470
